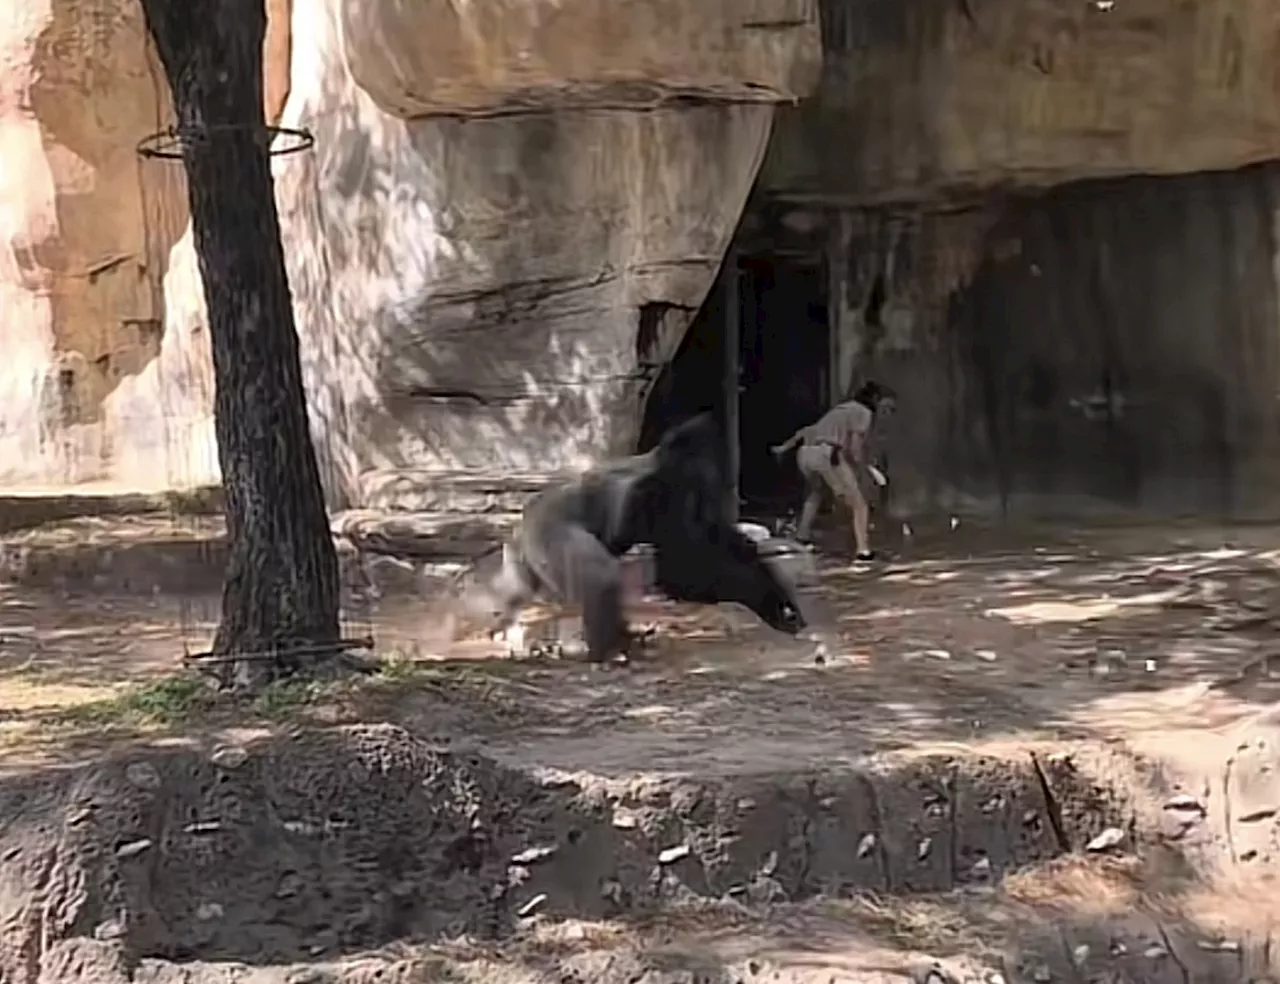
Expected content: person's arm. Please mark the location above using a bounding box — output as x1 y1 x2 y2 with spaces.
842 409 869 464
771 426 807 457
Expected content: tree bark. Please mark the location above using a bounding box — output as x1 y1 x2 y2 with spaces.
140 0 341 687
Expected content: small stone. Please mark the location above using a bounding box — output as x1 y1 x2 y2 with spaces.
1196 939 1240 953
125 762 161 790
511 845 557 865
974 649 998 662
115 838 152 859
276 872 303 898
1142 944 1169 959
285 970 326 984
917 837 932 860
612 811 639 829
760 850 778 876
1031 963 1051 982
658 844 691 865
970 856 992 878
925 649 951 661
517 893 547 917
210 745 248 770
94 919 125 941
1071 944 1090 965
184 821 223 835
857 833 877 858
195 902 223 921
1164 794 1205 813
1085 827 1126 852
1109 941 1128 956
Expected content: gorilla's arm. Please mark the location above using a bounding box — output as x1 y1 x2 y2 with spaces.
649 413 806 635
653 527 805 635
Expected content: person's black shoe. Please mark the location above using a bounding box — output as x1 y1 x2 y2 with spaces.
854 550 877 562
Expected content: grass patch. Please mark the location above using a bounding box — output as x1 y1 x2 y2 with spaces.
40 653 539 735
58 672 217 728
251 677 329 717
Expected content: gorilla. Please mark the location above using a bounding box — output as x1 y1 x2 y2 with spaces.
476 413 807 663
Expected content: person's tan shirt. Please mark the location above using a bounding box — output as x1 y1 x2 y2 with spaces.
798 400 874 460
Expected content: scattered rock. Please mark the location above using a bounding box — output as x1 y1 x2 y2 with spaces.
658 844 691 865
125 762 161 790
1085 827 1126 853
115 838 152 859
210 745 248 770
1163 793 1205 813
93 919 125 942
511 845 557 864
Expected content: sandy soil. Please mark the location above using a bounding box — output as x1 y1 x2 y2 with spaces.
1 519 1279 982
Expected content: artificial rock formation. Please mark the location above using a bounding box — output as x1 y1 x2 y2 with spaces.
762 0 1280 204
0 0 290 493
750 0 1280 520
7 0 1280 513
0 0 819 505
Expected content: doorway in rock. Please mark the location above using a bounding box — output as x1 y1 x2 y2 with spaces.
638 255 830 522
737 257 829 518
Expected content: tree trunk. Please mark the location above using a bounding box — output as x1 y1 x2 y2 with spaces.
140 0 341 687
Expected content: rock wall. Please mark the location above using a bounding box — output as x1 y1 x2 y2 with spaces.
832 164 1280 520
9 0 1280 514
0 0 819 505
760 0 1280 203
737 0 1280 521
0 0 290 493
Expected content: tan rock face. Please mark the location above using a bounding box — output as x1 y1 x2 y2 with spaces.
13 0 1280 504
277 0 816 507
0 0 192 488
0 0 817 500
762 0 1280 203
342 0 821 118
0 0 294 492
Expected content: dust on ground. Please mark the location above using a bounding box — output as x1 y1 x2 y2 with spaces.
2 516 1280 982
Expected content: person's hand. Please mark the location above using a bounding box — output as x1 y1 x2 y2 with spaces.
770 445 784 458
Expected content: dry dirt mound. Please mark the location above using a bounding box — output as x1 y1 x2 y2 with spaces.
0 724 1132 983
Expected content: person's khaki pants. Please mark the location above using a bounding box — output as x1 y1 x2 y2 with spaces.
795 443 871 553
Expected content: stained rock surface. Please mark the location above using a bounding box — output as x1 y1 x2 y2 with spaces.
0 0 818 504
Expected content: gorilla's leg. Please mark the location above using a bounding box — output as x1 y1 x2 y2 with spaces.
520 519 629 663
654 526 806 636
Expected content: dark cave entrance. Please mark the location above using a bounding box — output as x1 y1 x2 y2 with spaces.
639 254 830 520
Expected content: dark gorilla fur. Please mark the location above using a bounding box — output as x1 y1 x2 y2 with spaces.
486 413 807 662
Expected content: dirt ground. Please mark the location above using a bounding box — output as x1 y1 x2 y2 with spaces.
3 516 1280 983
